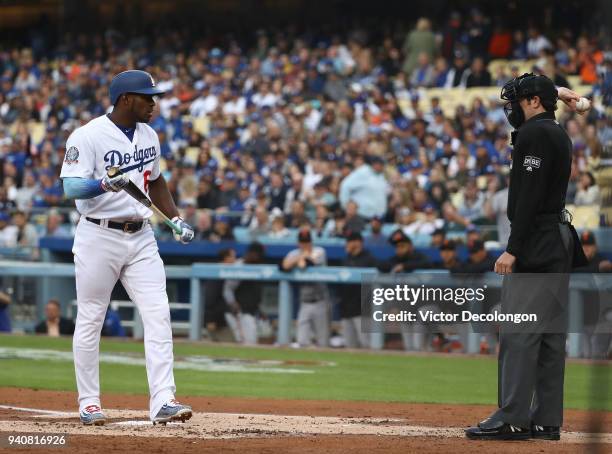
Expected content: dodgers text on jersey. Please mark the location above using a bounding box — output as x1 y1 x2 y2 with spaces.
104 145 157 173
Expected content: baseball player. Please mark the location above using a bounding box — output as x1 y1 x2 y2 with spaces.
60 70 195 426
281 228 330 347
222 242 266 345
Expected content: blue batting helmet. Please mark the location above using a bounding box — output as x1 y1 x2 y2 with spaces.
109 70 165 105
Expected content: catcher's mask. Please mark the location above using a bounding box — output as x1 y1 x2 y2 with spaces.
501 73 558 129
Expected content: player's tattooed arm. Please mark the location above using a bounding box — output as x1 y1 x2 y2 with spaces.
63 177 106 199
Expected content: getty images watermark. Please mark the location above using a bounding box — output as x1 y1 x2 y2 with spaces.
360 273 612 335
370 283 536 325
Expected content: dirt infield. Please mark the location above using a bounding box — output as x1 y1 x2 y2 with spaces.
0 388 610 453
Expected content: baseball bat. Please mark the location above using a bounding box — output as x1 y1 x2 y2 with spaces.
106 167 183 235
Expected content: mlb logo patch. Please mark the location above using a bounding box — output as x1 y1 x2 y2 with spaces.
523 155 541 172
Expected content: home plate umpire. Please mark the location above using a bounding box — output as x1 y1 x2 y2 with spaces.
465 73 588 441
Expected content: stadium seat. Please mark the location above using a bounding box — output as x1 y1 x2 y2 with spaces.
410 233 432 247
593 227 612 250
487 59 537 77
595 167 612 186
567 75 582 88
191 116 210 136
30 122 46 145
487 59 509 76
573 85 593 96
600 186 612 205
185 146 199 164
232 227 252 243
569 205 600 229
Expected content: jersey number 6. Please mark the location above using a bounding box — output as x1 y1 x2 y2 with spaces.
144 170 151 193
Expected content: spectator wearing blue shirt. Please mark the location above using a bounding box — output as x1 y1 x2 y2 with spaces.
229 182 252 213
339 155 388 219
45 210 72 237
457 180 485 223
5 149 26 178
217 172 239 208
32 173 63 208
148 115 168 135
410 53 435 88
433 57 451 87
220 128 241 156
364 216 388 248
305 66 326 95
157 129 172 160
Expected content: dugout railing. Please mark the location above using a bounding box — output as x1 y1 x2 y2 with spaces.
0 260 606 358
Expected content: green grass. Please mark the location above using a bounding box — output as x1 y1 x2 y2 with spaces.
0 335 609 411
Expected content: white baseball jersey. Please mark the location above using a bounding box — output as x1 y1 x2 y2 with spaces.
60 115 161 219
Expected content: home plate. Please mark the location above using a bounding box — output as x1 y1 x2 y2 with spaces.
110 421 160 427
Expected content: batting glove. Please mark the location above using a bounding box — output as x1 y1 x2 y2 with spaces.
172 216 195 244
101 172 130 192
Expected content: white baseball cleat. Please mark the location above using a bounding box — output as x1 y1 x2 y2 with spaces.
153 399 192 425
80 405 106 426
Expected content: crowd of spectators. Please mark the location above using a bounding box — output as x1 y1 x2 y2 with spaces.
0 10 609 255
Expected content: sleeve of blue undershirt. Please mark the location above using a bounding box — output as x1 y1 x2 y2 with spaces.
63 177 105 200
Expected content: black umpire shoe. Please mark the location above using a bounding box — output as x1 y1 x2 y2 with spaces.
531 424 561 440
465 418 530 440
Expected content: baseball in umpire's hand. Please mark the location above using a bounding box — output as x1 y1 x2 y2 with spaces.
172 216 195 244
101 167 130 192
557 86 591 115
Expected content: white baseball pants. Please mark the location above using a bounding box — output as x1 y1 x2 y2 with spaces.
72 218 176 420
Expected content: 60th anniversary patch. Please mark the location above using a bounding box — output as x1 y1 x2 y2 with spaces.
64 146 79 165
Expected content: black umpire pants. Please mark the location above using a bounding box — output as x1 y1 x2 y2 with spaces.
492 223 573 428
